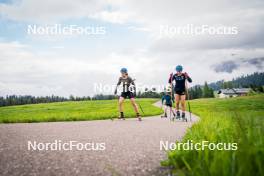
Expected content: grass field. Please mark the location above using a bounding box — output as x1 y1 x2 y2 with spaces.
162 95 264 176
0 98 163 123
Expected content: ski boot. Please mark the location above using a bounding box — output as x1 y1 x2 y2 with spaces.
176 111 181 119
160 114 167 118
137 113 142 121
118 112 125 120
182 112 187 122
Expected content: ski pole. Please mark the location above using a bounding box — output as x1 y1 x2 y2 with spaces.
110 96 119 121
185 81 192 122
130 78 144 115
112 95 120 121
170 72 176 121
170 72 173 107
137 101 145 115
169 106 172 121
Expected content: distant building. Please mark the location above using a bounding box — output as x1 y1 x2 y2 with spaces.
218 88 251 98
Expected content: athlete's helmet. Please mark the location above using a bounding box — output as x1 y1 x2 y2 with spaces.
166 84 172 92
120 68 128 73
176 65 183 72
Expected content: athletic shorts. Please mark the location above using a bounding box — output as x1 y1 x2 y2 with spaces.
175 90 185 95
120 92 134 99
165 103 172 107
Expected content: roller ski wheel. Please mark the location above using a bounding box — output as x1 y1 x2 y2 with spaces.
161 114 167 118
176 111 181 119
182 113 187 122
118 116 125 120
137 113 142 121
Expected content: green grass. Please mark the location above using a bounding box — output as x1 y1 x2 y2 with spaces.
0 98 163 123
162 95 264 176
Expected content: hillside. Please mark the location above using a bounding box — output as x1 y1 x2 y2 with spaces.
208 72 264 90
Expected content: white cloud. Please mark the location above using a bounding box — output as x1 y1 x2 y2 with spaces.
1 0 264 96
0 39 263 97
91 11 133 24
127 26 151 32
0 41 155 96
0 0 105 23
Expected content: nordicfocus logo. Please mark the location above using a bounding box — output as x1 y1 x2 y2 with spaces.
160 140 238 151
28 140 106 151
93 83 167 94
160 24 238 36
27 24 106 36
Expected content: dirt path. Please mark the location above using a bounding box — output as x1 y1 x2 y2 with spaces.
0 102 199 176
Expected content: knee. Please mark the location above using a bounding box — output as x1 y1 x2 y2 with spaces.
131 102 137 107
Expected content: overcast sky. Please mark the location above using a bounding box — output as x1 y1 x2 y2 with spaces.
0 0 264 97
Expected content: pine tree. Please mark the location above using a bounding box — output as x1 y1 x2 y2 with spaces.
203 82 214 98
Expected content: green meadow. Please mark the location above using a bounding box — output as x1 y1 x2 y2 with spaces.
162 95 264 176
0 98 162 123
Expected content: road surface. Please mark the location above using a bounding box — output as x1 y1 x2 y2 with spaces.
0 102 199 176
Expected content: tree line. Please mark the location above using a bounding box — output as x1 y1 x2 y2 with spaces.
208 72 264 90
1 72 263 107
0 95 88 107
188 72 264 99
188 82 214 99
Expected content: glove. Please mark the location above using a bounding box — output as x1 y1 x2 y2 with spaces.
184 72 189 78
169 73 173 83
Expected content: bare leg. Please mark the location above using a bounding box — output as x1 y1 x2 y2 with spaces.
180 95 186 112
130 98 139 114
118 97 125 113
130 98 141 121
175 94 180 111
175 94 181 118
170 107 175 116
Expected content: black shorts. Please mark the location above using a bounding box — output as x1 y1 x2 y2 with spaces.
165 103 172 107
120 92 134 99
175 90 185 95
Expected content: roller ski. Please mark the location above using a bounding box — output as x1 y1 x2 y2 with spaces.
118 112 125 120
161 112 168 118
175 111 181 120
181 112 187 122
137 113 142 121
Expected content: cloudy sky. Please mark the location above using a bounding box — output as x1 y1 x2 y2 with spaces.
0 0 264 97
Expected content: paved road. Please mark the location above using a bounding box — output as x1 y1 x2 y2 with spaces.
0 103 199 176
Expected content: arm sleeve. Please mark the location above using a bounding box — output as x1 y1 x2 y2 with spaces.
115 77 121 94
117 77 121 86
130 77 135 86
187 76 192 83
129 77 136 92
168 74 173 83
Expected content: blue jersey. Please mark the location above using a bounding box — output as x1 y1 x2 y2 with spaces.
162 94 173 105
